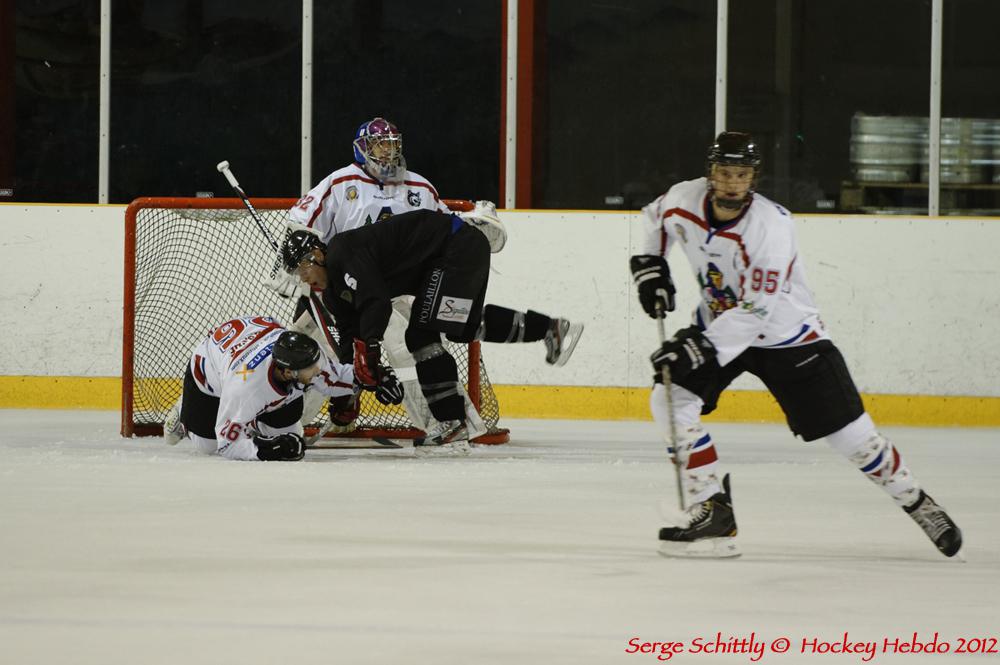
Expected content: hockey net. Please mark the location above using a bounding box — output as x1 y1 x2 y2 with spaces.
121 197 509 444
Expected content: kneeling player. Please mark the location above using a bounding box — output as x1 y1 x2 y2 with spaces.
162 315 378 461
284 202 584 454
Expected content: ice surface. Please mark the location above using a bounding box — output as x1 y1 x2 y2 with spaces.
0 410 997 664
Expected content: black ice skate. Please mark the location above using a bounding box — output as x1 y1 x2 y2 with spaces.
414 420 471 456
658 474 740 558
544 318 584 367
904 490 963 558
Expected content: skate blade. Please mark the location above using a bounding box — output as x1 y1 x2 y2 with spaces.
658 537 741 559
553 322 584 367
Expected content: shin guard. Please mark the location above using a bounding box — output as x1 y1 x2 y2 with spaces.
412 343 465 423
480 305 550 343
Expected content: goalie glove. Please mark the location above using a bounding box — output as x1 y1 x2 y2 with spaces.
263 269 310 299
457 200 507 253
650 326 717 382
353 339 405 406
630 255 676 318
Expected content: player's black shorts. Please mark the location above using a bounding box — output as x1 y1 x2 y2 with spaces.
670 340 865 441
179 366 304 439
409 224 492 342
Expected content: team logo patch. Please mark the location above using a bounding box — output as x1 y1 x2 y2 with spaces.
344 272 357 290
234 364 255 382
417 268 444 324
407 190 421 206
699 261 738 315
346 185 358 201
436 297 473 324
247 342 275 370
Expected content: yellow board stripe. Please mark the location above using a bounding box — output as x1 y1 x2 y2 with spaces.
1 376 998 427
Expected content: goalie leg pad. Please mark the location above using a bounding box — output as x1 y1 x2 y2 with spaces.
383 298 417 368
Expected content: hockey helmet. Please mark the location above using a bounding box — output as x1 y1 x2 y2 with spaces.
352 117 405 183
281 229 325 273
272 331 321 371
706 131 762 209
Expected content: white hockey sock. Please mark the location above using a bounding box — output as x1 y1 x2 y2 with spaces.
650 383 722 504
825 413 921 508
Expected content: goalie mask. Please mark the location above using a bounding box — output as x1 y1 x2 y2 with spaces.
273 331 321 372
353 117 406 184
706 131 762 211
281 229 325 273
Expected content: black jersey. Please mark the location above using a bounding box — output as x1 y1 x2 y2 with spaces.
321 209 475 343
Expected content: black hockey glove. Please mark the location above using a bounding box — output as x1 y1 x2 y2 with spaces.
254 432 305 461
352 338 405 406
630 255 676 318
650 326 717 382
373 367 404 406
328 392 361 428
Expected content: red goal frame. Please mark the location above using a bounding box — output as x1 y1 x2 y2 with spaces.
121 196 509 444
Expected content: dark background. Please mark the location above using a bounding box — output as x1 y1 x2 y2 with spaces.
3 0 999 212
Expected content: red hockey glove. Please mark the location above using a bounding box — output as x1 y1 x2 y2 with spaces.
352 338 382 388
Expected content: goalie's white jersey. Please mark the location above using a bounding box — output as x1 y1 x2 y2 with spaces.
639 177 829 366
187 315 355 461
288 163 448 243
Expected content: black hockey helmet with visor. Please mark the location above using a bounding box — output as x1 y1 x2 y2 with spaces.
281 229 325 274
272 331 321 371
706 131 762 211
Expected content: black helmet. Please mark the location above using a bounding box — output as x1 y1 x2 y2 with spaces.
281 229 326 273
706 131 762 210
707 131 762 169
272 331 321 370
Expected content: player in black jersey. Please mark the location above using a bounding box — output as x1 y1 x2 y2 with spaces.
283 203 584 454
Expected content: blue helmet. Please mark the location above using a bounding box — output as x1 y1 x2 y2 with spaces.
352 117 405 183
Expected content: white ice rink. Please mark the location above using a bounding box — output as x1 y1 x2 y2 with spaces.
0 410 997 665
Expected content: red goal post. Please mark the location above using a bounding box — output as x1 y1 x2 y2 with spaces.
121 196 509 444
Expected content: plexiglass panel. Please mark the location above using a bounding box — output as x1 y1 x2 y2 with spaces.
940 0 1000 215
311 1 501 202
540 0 715 209
10 0 99 202
729 0 931 214
108 0 301 202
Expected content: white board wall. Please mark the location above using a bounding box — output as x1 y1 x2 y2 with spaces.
3 204 999 397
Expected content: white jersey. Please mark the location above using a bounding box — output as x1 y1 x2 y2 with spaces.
288 162 448 244
187 315 355 461
639 177 829 366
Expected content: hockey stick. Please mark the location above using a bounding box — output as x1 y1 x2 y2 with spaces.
216 160 281 251
655 303 685 509
306 432 408 450
215 160 339 353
